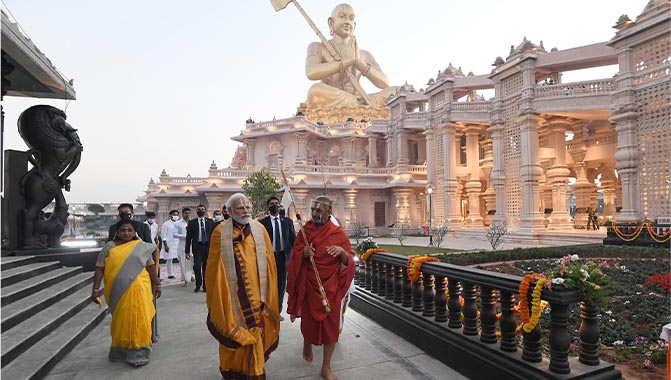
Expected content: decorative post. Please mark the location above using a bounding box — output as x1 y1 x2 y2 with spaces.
579 302 601 365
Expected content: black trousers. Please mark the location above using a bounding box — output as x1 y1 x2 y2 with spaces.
274 250 288 312
192 243 209 289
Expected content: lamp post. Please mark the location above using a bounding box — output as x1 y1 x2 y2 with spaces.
427 186 433 246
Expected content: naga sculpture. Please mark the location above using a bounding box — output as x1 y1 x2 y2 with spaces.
18 105 83 249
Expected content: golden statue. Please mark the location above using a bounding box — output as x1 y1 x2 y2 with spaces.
305 3 398 110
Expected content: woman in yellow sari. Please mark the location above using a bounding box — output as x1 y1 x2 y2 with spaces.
91 219 161 367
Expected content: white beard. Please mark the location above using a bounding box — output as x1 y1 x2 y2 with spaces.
232 214 251 225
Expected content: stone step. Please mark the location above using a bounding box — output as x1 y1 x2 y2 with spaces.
1 284 102 366
1 261 61 287
1 301 107 380
2 272 93 332
0 256 37 271
1 266 82 307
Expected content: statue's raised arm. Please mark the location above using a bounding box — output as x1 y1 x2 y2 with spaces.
305 3 397 110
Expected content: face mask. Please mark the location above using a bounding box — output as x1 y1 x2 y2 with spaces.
171 215 180 222
223 214 231 220
196 211 205 217
214 215 223 222
269 205 279 214
119 212 132 220
147 218 155 224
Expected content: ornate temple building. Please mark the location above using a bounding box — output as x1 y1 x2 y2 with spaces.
140 1 670 241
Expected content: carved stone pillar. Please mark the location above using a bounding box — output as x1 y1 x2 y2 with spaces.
386 135 393 167
368 136 378 167
295 132 307 165
204 193 225 216
425 130 434 185
157 199 171 224
397 130 409 165
519 113 545 231
344 137 356 166
245 139 256 170
343 189 358 227
442 123 462 227
611 110 640 222
546 121 572 230
417 135 427 164
464 125 483 227
392 188 411 225
488 123 506 225
292 189 310 222
601 185 616 221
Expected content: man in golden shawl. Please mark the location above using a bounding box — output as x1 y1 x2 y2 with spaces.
205 192 280 379
91 219 161 367
287 196 356 380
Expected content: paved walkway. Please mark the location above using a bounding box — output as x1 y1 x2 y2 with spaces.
43 236 588 380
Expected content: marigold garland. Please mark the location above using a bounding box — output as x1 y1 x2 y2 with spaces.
518 273 540 328
611 221 671 243
522 277 547 333
360 248 387 262
406 255 440 283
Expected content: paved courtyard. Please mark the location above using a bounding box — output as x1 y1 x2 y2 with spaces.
43 235 599 380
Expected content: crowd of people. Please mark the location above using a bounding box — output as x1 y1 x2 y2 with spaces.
91 193 354 380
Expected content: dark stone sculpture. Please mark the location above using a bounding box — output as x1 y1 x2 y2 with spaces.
18 105 83 249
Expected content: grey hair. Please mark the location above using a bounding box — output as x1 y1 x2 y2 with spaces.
225 192 249 210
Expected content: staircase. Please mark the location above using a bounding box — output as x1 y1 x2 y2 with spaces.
1 256 108 380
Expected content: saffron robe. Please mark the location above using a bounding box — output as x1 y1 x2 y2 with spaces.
205 219 280 380
96 239 156 364
287 220 356 345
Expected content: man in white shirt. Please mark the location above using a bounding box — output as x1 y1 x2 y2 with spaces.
160 209 181 279
174 207 190 283
144 211 159 245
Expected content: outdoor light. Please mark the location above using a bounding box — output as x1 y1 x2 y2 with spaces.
427 186 433 246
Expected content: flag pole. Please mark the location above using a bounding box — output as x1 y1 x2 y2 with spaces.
280 170 331 313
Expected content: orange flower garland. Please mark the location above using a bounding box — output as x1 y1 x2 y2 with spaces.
406 255 440 283
523 277 547 333
360 247 387 262
518 273 540 332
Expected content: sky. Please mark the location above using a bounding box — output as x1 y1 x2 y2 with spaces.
1 0 645 204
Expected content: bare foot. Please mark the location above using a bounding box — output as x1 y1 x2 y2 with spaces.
302 341 313 363
320 367 337 380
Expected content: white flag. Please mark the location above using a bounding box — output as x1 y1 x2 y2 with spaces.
280 185 293 211
270 0 292 12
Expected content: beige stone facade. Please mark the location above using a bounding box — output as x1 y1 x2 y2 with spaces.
140 1 670 239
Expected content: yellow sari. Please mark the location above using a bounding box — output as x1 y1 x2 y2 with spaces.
97 239 156 365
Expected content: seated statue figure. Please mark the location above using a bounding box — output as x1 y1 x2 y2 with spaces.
305 3 398 110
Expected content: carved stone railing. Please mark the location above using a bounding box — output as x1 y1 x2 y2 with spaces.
352 252 621 380
534 79 614 98
451 101 493 111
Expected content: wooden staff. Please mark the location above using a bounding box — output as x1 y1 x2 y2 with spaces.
280 169 331 313
295 213 331 313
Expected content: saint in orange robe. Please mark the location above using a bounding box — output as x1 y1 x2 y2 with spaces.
287 220 356 345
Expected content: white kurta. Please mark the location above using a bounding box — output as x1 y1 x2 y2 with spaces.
160 220 178 260
174 219 193 282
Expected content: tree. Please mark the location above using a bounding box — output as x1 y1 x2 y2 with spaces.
395 223 408 246
86 204 105 236
430 225 449 248
87 204 105 215
349 221 367 245
486 223 508 250
242 168 281 218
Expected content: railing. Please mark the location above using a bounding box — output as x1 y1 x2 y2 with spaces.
401 111 430 120
293 165 392 175
634 63 671 85
353 252 616 379
451 101 493 111
534 79 614 98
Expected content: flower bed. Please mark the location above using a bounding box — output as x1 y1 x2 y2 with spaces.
475 254 669 379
